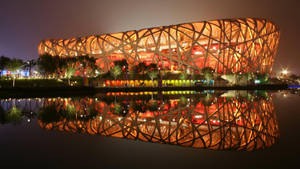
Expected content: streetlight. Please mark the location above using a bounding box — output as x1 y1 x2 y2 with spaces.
281 68 289 76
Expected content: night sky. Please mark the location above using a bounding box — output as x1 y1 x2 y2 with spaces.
0 0 299 74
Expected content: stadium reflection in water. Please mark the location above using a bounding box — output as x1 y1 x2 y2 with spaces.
34 91 278 151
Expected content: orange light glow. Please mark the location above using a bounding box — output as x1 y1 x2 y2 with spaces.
39 95 279 151
38 18 280 74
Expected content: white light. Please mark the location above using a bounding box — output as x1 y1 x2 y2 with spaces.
194 51 203 55
194 115 203 119
281 69 288 75
254 80 260 84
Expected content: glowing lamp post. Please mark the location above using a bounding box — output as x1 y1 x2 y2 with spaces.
282 69 288 75
281 68 289 79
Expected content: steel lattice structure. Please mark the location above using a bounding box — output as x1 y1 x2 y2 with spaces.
39 96 279 151
38 18 280 74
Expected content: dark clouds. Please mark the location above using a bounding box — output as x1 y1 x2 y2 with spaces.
0 0 299 73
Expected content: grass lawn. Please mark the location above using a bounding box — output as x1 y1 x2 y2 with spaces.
0 78 85 88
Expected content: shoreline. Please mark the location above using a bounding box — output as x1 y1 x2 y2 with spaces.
0 84 289 98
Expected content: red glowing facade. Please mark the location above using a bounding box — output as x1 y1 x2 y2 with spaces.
38 18 280 74
38 94 279 151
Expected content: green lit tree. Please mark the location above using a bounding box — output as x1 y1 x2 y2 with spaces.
63 104 77 120
179 97 188 106
179 72 188 80
256 73 269 84
147 70 158 86
111 102 122 115
110 65 122 80
6 106 24 125
5 58 24 87
202 67 214 85
65 67 76 85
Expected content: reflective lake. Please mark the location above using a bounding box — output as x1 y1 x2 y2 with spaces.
0 90 299 169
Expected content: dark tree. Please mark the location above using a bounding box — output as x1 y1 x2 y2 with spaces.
38 104 62 123
37 54 58 77
24 59 37 76
137 62 147 74
148 63 158 71
201 67 215 74
201 67 214 85
0 105 6 124
114 59 128 72
289 74 299 80
5 58 24 72
0 56 11 71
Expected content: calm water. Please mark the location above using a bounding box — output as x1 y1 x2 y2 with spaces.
0 90 299 169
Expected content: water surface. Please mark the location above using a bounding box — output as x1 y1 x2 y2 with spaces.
0 90 299 169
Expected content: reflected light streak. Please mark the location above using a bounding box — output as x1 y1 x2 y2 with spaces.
37 94 279 151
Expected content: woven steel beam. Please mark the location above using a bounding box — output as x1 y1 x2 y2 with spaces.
38 18 280 74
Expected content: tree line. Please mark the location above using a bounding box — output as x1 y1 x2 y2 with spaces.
0 56 36 76
0 54 97 78
1 54 281 86
37 54 97 79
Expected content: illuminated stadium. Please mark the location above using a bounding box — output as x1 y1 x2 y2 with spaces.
38 93 279 151
38 18 280 74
